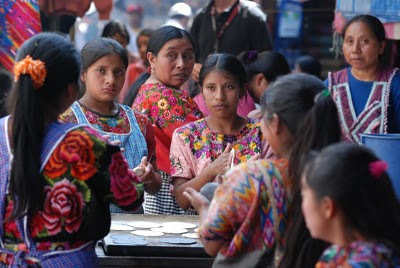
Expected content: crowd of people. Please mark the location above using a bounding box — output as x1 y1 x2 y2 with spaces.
0 0 399 267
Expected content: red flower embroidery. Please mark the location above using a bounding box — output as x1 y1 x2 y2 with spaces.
42 179 85 235
109 152 141 207
4 200 21 239
29 212 46 238
43 130 97 180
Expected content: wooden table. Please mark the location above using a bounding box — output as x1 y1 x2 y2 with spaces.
97 214 214 268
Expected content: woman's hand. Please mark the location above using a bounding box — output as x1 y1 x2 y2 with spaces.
207 143 233 177
183 187 210 213
135 156 162 194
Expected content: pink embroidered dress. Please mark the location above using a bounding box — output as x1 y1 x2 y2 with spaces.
170 118 272 180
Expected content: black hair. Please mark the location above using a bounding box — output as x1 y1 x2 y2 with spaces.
80 38 128 92
342 15 389 66
123 26 194 105
304 143 400 252
123 72 148 106
8 32 81 219
260 73 342 268
237 50 290 82
0 69 13 117
295 55 322 79
198 53 247 98
101 20 130 45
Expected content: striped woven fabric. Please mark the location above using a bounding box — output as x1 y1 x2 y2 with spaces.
0 0 41 71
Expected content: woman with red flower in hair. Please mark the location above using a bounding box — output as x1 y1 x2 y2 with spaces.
0 33 143 267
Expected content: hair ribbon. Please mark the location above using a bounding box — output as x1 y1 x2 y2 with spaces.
14 55 47 89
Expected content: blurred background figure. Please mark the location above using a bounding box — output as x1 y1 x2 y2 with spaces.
101 20 131 49
237 50 290 107
293 55 322 79
126 4 144 54
120 28 155 103
164 2 193 30
0 68 12 117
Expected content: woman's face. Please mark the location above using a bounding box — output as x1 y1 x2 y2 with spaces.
81 54 126 103
342 21 385 72
201 71 241 119
148 38 194 89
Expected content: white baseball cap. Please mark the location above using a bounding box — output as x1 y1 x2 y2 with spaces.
168 2 193 18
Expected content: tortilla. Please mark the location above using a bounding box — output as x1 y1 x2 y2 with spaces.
132 166 145 176
230 148 236 168
151 227 188 234
110 223 135 231
127 221 161 228
182 233 199 239
160 238 196 245
161 222 197 229
131 230 164 237
112 237 148 246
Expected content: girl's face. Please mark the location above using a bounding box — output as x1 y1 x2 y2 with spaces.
137 35 150 63
148 38 194 89
342 21 385 72
81 54 126 103
201 71 241 119
301 176 330 241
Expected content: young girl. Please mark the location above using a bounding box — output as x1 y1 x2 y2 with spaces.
302 143 400 267
184 73 341 267
170 53 271 211
326 14 400 143
60 38 161 213
0 32 143 266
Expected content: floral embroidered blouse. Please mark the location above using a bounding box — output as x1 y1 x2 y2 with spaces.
316 241 400 267
2 125 144 253
60 104 156 162
132 83 203 173
199 159 292 257
170 118 272 180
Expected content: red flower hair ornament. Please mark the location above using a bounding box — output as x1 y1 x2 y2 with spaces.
369 160 388 180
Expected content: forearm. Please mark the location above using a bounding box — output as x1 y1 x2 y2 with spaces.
174 167 217 209
143 171 162 195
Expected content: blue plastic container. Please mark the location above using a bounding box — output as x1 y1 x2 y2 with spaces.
360 133 400 199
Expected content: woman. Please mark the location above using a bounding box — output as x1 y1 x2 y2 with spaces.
0 33 143 266
132 26 203 214
327 14 400 143
60 38 161 213
170 54 271 211
184 73 341 267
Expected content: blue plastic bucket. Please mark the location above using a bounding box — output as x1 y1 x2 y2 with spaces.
360 133 400 199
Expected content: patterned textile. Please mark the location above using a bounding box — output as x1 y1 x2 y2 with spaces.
0 116 144 266
132 83 203 174
60 101 149 214
0 0 41 72
316 241 400 268
61 101 148 169
199 159 291 258
328 67 398 143
143 171 195 215
170 118 271 180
